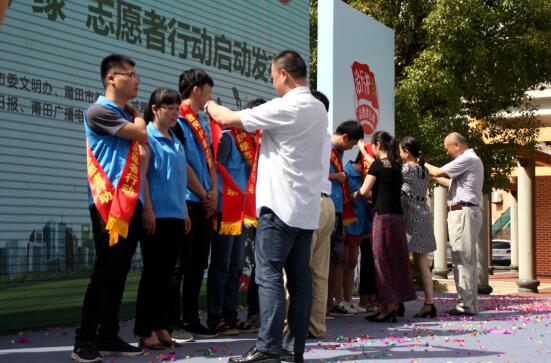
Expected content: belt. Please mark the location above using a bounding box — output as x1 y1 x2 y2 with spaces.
402 193 426 202
448 202 478 211
321 193 329 198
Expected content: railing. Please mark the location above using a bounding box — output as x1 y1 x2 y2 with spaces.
492 207 510 237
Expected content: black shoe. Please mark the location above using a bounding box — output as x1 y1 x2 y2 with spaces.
446 307 476 316
184 321 218 338
281 350 304 363
397 303 405 317
71 340 103 363
97 336 142 357
367 309 398 323
414 303 437 318
229 346 280 363
307 331 322 340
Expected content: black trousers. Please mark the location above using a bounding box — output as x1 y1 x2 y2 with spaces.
134 218 185 337
171 202 212 328
76 203 142 342
359 237 377 295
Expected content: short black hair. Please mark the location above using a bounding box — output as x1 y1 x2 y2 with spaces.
144 88 181 123
245 98 267 109
100 54 135 87
178 68 214 99
273 50 306 80
310 89 329 111
335 120 363 141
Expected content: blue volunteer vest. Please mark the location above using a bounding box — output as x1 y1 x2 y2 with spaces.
84 95 144 206
344 160 372 235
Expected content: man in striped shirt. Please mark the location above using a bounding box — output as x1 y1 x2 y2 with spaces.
426 132 484 316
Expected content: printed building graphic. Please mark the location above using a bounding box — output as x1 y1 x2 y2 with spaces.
0 1 308 281
0 220 144 278
0 221 79 277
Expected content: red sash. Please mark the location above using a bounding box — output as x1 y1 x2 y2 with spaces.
360 142 374 182
211 123 259 235
243 130 261 227
87 141 140 246
230 129 255 167
178 104 214 170
330 147 357 226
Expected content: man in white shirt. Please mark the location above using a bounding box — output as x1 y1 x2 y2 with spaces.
205 50 328 363
426 132 484 316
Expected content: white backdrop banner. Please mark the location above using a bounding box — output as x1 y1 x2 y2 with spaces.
317 0 394 154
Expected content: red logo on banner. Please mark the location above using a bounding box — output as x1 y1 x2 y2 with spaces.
351 61 379 135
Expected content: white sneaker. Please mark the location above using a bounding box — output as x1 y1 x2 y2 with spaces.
329 302 355 316
344 301 359 314
172 329 195 342
350 301 367 313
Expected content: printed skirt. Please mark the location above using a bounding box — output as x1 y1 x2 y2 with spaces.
371 213 417 304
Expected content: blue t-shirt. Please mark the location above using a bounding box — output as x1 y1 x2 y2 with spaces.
84 95 144 206
329 147 344 213
176 111 213 202
216 131 251 212
344 160 372 236
146 123 187 219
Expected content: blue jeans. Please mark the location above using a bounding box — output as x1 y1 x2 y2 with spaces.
255 207 313 355
246 227 259 318
247 267 259 317
207 223 245 327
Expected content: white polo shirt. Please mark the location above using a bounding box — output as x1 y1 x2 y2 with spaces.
239 86 328 229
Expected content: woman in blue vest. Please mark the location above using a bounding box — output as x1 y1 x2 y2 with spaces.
133 88 191 349
344 152 375 313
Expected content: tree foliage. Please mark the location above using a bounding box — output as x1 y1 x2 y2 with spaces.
312 0 551 191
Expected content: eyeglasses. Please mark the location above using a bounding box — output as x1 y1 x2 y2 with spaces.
112 72 140 81
160 105 180 112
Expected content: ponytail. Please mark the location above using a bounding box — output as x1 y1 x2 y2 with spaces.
418 150 427 178
388 137 402 172
371 131 402 172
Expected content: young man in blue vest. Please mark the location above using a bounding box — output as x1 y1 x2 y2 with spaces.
73 54 146 363
171 69 218 339
206 98 266 336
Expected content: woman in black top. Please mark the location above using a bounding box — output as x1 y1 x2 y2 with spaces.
353 131 417 322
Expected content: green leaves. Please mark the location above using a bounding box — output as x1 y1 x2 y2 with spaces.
312 0 551 191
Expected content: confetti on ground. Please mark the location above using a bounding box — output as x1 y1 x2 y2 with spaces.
1 294 551 362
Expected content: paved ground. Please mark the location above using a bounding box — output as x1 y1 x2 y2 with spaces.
1 292 551 363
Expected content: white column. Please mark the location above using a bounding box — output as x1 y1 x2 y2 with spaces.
516 158 540 292
509 191 519 270
432 186 449 279
477 194 492 294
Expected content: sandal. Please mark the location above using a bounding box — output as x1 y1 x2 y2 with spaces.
360 304 380 313
212 321 239 336
233 320 258 333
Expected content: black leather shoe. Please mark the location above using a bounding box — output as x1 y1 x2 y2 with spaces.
446 308 476 316
281 350 304 363
307 331 322 340
229 346 280 363
397 303 405 317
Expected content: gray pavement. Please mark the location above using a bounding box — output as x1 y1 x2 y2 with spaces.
1 293 551 362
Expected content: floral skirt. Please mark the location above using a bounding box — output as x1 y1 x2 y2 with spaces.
371 213 417 304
